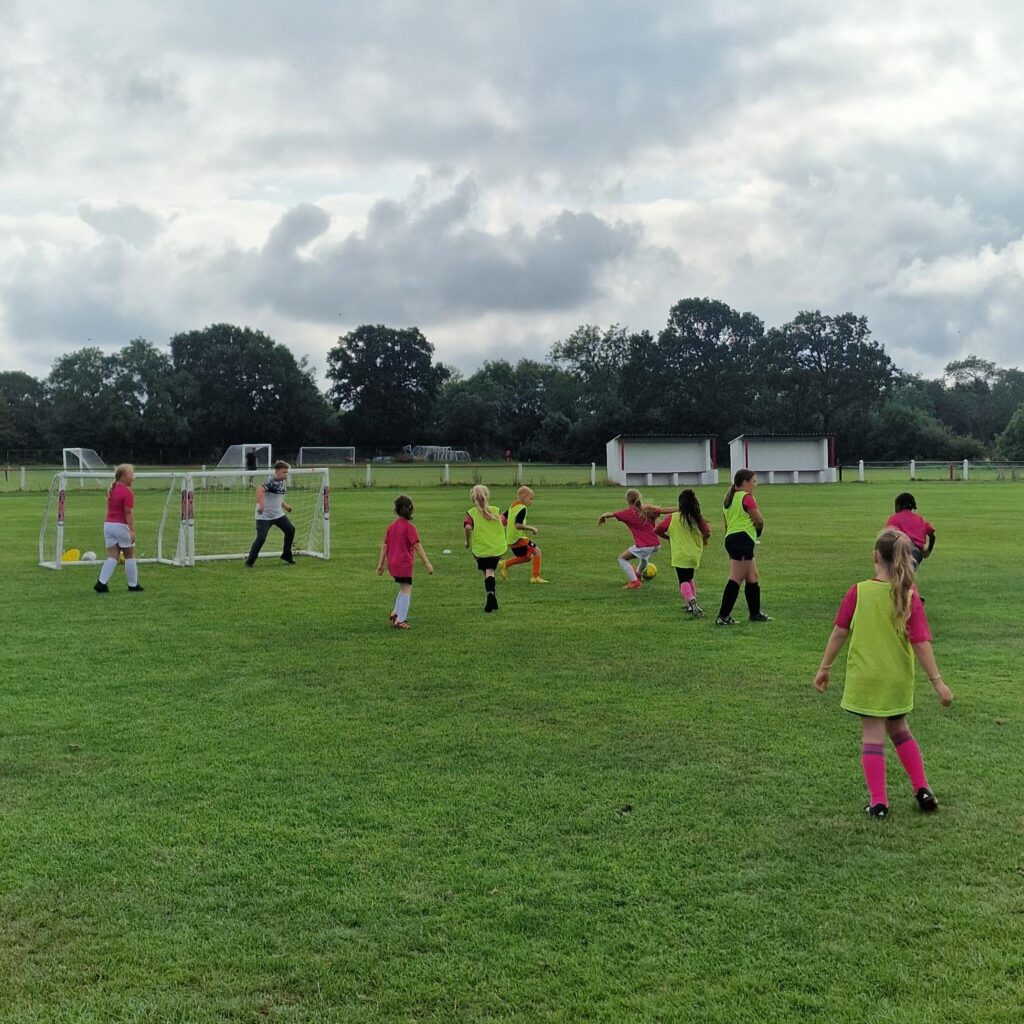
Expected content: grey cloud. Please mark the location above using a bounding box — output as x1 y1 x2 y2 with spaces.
235 178 649 324
78 203 163 246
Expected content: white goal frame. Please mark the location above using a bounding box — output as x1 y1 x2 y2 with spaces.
39 468 330 569
297 446 356 466
216 443 273 469
63 447 107 470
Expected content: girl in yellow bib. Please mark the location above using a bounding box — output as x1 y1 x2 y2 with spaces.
813 528 954 819
654 489 711 617
463 484 507 613
716 469 770 625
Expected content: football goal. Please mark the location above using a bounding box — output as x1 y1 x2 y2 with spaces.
62 447 107 470
297 446 356 466
216 443 273 469
403 445 472 462
39 468 330 569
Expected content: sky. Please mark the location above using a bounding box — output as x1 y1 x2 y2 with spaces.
3 0 1024 385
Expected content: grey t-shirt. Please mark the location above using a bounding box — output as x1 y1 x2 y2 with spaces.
257 476 287 520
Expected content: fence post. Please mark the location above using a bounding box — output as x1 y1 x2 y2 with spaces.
963 459 970 481
591 462 596 486
366 463 373 487
20 466 27 491
858 459 864 482
910 459 916 480
517 463 524 484
443 463 450 485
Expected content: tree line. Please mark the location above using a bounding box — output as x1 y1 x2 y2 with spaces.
3 299 1024 464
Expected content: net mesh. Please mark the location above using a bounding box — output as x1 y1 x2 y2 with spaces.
297 446 355 465
216 444 272 469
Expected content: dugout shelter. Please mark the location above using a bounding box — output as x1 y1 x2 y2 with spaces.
606 435 719 487
728 434 837 483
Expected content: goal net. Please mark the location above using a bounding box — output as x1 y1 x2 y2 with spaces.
297 446 355 466
39 468 329 569
404 444 472 462
63 447 107 470
182 468 330 564
216 443 273 469
39 471 188 569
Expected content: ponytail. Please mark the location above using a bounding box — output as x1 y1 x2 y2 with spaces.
109 463 134 497
875 528 915 636
470 484 499 521
625 488 642 510
724 469 755 509
678 489 702 531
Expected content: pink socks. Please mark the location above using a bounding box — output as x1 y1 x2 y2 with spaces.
861 743 887 806
680 581 695 603
891 729 929 790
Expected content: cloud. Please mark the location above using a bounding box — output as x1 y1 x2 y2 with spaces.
78 203 163 247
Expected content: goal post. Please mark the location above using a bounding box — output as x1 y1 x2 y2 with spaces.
216 443 273 469
62 447 107 470
39 471 188 569
297 446 355 466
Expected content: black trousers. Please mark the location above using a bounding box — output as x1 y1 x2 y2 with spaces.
247 516 295 564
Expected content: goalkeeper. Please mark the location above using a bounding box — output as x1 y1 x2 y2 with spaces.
245 460 296 567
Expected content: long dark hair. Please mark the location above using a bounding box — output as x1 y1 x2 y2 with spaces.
724 469 756 508
678 489 702 531
394 494 414 520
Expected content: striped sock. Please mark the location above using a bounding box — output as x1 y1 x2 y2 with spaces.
861 743 887 806
891 729 928 791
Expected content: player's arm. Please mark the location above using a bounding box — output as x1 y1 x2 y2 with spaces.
256 484 266 516
464 522 473 548
912 641 953 706
414 542 434 575
597 511 616 525
283 499 293 513
813 626 850 692
654 515 670 538
924 528 936 558
701 518 711 547
376 540 387 575
125 505 136 544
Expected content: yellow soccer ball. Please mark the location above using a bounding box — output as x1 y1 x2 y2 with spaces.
642 563 658 580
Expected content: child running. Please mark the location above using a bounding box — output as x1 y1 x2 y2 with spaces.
813 527 954 818
464 484 507 612
245 460 296 568
885 492 936 569
93 463 143 593
376 494 434 630
597 489 674 589
716 469 771 625
498 486 548 584
655 489 712 616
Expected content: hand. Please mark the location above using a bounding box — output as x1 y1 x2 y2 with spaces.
813 667 830 692
284 503 293 513
375 565 384 576
597 516 605 525
935 681 954 707
530 526 538 535
426 565 434 575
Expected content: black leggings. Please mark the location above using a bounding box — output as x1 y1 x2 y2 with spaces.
247 516 295 563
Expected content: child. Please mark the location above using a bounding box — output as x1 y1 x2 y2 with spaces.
655 489 712 616
597 489 674 589
716 469 771 625
464 484 507 612
245 460 296 567
498 486 548 584
376 494 434 629
886 492 936 569
93 463 143 593
813 528 954 818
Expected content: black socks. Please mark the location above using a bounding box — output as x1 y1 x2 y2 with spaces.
719 579 740 619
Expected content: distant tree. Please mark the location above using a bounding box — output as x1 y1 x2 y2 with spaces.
870 400 986 461
998 403 1024 460
0 371 50 450
46 347 118 450
171 323 332 453
325 325 450 448
107 339 187 452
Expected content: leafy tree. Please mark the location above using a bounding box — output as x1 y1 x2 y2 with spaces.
325 325 450 448
998 403 1024 460
172 323 332 453
46 347 118 450
0 371 50 450
870 401 986 460
107 339 186 453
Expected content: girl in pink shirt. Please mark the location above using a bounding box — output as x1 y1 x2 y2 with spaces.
885 492 935 568
376 494 433 629
597 488 673 589
94 463 143 594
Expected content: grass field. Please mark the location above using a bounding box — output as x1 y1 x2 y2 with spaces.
2 481 1022 1022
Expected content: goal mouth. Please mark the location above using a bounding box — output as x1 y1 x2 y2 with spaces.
39 468 330 569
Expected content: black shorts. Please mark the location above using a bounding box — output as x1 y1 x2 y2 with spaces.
847 711 907 721
910 546 924 568
392 576 413 585
511 540 538 555
724 533 756 561
674 566 695 583
476 556 501 571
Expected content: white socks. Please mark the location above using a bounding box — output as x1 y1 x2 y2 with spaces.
395 591 411 622
617 557 637 581
125 558 139 587
99 558 117 584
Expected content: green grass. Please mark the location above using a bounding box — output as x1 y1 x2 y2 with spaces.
1 482 1022 1022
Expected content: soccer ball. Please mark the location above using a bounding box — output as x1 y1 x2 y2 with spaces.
82 551 97 562
642 563 658 580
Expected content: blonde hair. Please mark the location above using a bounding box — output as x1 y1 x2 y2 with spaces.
109 463 134 495
517 486 534 500
624 488 642 509
470 484 499 520
875 527 916 636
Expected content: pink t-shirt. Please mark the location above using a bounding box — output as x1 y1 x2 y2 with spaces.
654 514 712 540
106 482 134 525
612 507 660 548
886 510 934 550
834 582 931 644
742 494 758 515
384 517 420 577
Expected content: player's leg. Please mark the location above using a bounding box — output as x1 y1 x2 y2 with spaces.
886 717 936 810
277 516 296 563
527 540 547 583
246 520 272 567
394 581 413 626
122 540 142 591
619 546 640 586
861 716 888 815
745 558 770 621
